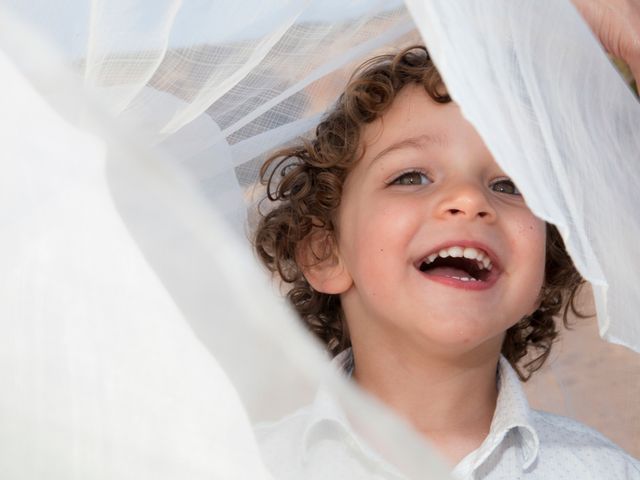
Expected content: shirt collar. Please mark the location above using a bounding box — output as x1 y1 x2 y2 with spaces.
454 356 540 475
301 349 540 475
493 356 540 469
300 349 362 456
300 349 405 478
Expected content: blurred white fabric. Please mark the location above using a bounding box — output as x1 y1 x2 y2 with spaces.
0 44 271 480
0 0 638 478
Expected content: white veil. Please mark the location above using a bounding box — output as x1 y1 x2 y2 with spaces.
0 0 638 477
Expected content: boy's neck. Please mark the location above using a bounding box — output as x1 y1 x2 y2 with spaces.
350 338 502 466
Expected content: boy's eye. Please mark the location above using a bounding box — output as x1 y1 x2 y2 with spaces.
491 178 521 195
390 171 431 186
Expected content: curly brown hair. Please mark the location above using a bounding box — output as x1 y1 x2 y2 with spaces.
254 45 587 381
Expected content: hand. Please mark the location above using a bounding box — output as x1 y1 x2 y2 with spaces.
571 0 640 85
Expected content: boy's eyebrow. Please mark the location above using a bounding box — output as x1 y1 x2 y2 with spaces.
370 133 448 164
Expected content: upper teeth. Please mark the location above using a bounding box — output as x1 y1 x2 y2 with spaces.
424 246 493 271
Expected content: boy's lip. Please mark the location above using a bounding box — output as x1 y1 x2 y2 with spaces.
413 240 502 291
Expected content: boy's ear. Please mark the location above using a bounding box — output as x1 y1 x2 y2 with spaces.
296 229 352 295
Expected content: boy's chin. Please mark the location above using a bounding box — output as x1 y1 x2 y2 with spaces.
415 323 508 358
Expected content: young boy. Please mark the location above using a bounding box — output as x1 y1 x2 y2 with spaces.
253 46 640 479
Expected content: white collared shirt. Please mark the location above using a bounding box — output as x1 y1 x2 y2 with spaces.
255 350 640 479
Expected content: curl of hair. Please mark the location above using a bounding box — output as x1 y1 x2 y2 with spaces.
503 224 588 380
253 45 588 380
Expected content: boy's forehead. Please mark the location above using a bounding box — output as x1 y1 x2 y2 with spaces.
352 87 510 179
365 133 450 168
358 86 463 159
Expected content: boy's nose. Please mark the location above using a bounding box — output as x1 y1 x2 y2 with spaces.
435 181 497 222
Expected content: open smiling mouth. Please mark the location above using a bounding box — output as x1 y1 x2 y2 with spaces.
416 246 499 289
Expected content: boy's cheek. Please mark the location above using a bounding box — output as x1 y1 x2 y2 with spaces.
520 215 546 236
511 214 546 248
520 217 547 312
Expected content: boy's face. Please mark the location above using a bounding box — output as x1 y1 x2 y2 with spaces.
320 84 546 357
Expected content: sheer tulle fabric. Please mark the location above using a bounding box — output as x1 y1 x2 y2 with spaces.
0 0 637 477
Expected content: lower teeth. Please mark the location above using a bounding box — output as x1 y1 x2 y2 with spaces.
454 276 477 282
